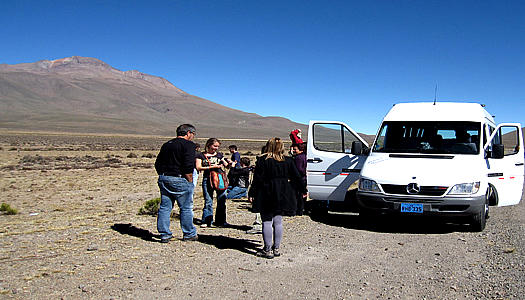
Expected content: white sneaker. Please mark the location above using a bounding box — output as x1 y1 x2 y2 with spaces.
246 227 262 234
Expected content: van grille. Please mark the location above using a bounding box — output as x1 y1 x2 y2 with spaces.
381 184 448 196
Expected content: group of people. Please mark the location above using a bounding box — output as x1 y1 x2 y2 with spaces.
154 124 307 259
194 140 251 227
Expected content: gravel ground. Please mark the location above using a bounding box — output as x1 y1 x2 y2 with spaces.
0 133 523 299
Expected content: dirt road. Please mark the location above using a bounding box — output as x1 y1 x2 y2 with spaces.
0 133 523 299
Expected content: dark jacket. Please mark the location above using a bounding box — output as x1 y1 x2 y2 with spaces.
293 152 307 181
228 166 250 188
248 155 306 214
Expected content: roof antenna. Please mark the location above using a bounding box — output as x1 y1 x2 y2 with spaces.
433 85 438 105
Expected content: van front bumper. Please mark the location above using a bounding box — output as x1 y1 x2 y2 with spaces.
356 191 485 217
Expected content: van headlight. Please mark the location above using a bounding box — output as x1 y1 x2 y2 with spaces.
448 182 480 195
359 178 380 192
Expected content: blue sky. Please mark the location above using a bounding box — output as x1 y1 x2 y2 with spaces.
1 0 524 135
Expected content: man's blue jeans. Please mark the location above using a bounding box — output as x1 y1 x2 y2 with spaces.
157 175 196 239
226 186 247 199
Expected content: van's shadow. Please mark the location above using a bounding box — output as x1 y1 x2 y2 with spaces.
111 223 160 242
308 212 473 234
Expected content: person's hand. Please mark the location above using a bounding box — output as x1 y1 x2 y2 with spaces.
248 197 253 203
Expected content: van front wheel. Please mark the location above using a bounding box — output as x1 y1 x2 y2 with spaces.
469 190 490 232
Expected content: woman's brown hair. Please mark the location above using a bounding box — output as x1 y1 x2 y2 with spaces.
204 138 221 153
264 137 285 161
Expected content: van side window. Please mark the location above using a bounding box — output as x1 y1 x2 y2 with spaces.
497 126 521 156
312 123 361 153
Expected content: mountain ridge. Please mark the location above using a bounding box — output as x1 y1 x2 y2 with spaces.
0 56 315 140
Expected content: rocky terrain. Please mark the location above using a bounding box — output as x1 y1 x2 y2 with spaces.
0 132 523 299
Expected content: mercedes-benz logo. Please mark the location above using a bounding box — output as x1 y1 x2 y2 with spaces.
407 183 420 194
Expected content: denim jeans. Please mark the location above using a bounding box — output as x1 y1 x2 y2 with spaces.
157 175 196 239
226 186 247 199
201 177 228 225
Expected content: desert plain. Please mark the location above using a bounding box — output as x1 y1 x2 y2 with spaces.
0 131 524 299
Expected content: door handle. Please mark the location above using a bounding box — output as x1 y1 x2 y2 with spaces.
516 162 524 166
307 157 323 162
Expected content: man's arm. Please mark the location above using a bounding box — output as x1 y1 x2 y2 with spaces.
184 173 193 183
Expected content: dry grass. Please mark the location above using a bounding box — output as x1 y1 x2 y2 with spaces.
0 131 288 298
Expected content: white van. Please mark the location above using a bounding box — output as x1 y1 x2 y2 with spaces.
307 102 524 231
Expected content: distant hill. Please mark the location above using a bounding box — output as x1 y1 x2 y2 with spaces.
0 56 320 140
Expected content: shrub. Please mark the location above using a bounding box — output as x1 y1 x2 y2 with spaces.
138 198 178 218
142 153 156 158
127 152 138 158
0 203 18 215
138 198 161 216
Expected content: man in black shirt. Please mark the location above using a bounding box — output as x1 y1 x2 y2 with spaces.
155 124 198 243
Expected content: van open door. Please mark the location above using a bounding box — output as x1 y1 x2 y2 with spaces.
485 123 524 206
307 121 369 203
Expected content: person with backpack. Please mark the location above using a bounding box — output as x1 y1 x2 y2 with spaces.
195 138 231 227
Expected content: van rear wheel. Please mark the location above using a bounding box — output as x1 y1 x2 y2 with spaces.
469 189 490 232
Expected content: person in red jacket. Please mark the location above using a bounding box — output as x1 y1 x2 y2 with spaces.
291 142 307 216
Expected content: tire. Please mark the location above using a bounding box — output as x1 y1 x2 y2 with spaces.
487 184 498 206
469 189 490 232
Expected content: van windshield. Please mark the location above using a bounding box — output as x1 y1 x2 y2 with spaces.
373 121 481 154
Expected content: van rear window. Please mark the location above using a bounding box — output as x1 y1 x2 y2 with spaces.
374 121 481 154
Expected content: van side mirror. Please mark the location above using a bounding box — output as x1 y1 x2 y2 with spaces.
492 144 504 159
351 141 363 155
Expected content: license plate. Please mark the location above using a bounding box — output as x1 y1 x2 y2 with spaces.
400 203 423 213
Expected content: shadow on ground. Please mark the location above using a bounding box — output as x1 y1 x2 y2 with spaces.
223 224 252 231
197 234 261 255
308 212 474 234
111 223 259 255
111 223 160 242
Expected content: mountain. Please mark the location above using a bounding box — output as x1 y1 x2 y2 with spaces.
0 56 313 140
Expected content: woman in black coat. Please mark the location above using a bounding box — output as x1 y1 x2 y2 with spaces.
248 138 307 259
